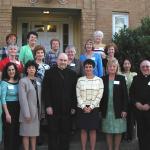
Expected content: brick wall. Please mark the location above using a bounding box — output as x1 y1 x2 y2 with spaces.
0 0 149 48
95 0 147 44
0 5 12 46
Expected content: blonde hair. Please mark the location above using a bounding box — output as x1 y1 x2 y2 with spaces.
106 58 120 74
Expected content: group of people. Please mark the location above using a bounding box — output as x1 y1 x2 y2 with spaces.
0 30 149 150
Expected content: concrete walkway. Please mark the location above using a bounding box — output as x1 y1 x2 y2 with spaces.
37 140 139 150
0 132 139 150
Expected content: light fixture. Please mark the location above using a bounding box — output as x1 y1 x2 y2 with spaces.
47 25 51 31
43 11 50 14
30 0 38 4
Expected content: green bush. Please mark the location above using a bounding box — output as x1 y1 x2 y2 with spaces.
113 17 150 72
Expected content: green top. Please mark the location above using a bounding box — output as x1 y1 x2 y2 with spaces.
121 72 137 94
19 44 34 65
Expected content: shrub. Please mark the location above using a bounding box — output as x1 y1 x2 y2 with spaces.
113 17 150 72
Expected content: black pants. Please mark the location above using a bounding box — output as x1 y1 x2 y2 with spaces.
125 104 135 140
47 115 71 150
2 101 20 150
136 111 150 150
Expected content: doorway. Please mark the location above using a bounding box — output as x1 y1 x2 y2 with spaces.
17 18 73 52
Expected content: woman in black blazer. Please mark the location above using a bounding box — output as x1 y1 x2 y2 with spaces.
100 58 128 150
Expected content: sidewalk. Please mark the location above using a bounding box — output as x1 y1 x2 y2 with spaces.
36 140 139 150
0 132 139 150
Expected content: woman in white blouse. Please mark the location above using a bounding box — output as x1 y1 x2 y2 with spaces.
76 59 104 150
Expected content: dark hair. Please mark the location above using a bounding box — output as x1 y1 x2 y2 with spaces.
83 59 95 68
121 57 133 72
24 60 38 76
27 31 38 40
33 45 46 57
84 39 94 51
50 38 60 49
2 62 19 81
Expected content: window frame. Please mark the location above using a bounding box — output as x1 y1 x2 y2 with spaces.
112 12 129 36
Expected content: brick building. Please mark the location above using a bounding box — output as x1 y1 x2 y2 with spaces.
0 0 149 53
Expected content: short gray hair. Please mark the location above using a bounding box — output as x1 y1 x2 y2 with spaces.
65 45 76 54
7 44 18 52
93 30 104 38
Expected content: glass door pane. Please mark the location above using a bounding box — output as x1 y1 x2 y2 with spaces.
63 24 69 52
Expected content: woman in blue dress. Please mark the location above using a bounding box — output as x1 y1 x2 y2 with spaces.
80 39 103 77
1 62 20 150
100 58 128 150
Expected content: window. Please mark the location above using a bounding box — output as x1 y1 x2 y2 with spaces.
112 13 129 36
22 23 29 46
63 24 69 52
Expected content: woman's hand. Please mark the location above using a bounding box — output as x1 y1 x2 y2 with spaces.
142 104 150 111
6 113 11 123
135 102 143 110
46 107 53 115
121 112 127 118
87 107 92 113
101 52 106 59
83 106 92 113
83 107 89 113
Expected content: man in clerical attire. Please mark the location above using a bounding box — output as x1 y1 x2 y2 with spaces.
42 53 77 150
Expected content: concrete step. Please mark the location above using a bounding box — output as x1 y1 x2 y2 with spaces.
37 139 139 150
0 131 139 150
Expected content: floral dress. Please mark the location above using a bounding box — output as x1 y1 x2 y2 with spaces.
102 80 127 133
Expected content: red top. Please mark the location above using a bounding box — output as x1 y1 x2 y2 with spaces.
0 57 23 74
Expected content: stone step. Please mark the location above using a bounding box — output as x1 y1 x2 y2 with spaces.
36 140 139 150
0 131 139 150
0 140 139 150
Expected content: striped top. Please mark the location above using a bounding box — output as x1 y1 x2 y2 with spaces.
45 50 60 67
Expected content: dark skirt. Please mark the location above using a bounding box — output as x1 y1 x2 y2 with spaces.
2 101 20 150
77 107 100 130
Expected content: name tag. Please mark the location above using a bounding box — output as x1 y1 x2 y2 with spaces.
94 48 104 51
148 81 150 86
36 81 41 86
70 63 75 67
91 57 95 61
114 81 120 85
8 85 14 90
